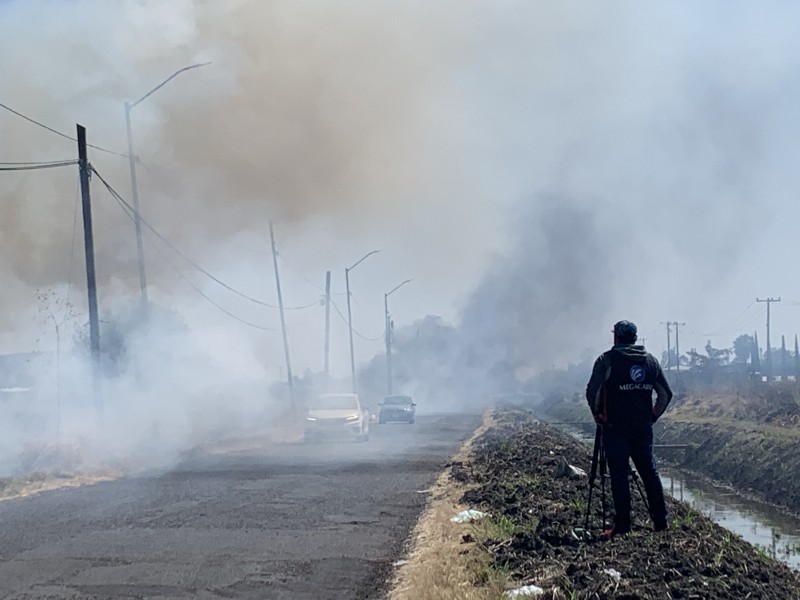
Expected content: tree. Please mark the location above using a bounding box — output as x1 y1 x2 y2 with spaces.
781 335 788 381
686 341 730 383
795 336 799 381
752 332 761 372
36 288 81 440
732 334 754 363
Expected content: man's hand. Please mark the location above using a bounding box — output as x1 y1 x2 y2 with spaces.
593 412 607 425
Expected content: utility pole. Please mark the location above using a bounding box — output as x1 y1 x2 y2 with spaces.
660 322 673 373
757 297 781 380
384 279 412 396
124 102 148 316
674 322 685 378
345 267 355 393
124 61 210 317
324 270 331 387
344 250 380 394
269 222 293 406
385 293 392 395
77 124 102 415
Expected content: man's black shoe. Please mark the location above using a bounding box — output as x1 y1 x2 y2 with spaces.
654 523 669 532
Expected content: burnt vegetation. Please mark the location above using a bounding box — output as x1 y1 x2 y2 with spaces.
454 409 800 599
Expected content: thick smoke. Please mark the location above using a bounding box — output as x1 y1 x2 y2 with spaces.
3 2 800 472
459 195 613 383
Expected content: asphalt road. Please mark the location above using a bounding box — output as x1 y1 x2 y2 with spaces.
0 413 481 600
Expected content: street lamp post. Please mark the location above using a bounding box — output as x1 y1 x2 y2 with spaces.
125 61 211 315
345 250 381 393
385 279 412 395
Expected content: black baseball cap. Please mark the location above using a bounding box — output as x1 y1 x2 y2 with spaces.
613 320 637 339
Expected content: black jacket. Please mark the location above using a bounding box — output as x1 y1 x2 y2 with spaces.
585 344 673 425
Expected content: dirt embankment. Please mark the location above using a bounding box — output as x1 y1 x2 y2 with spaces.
456 409 800 599
656 420 800 513
388 408 800 599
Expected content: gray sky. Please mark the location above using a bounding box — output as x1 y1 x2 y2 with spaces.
2 1 800 380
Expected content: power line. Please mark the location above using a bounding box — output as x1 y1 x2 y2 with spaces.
330 297 382 341
688 301 759 337
90 167 318 311
138 158 340 302
0 160 77 171
104 183 278 331
279 253 327 292
0 159 76 165
0 101 129 158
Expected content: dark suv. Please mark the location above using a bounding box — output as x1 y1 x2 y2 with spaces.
378 395 416 424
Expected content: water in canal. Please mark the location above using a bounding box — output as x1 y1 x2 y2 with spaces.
660 467 800 570
557 424 800 570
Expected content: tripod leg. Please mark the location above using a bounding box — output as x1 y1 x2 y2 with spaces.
584 426 602 530
599 442 608 528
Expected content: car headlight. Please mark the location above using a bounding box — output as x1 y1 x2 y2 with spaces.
306 416 317 421
346 415 360 421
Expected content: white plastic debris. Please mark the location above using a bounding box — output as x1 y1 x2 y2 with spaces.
603 568 621 581
450 509 489 523
569 465 587 477
504 584 545 598
552 456 587 479
393 559 409 567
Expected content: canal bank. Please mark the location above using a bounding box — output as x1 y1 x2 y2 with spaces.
450 408 800 598
540 400 800 571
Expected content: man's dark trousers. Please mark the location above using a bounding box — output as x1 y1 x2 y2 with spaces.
602 423 668 530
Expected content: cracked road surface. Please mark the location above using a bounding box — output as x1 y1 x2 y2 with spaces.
0 413 481 600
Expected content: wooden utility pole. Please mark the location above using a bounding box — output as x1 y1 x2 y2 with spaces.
757 297 780 380
77 124 102 414
674 322 685 378
324 270 331 387
269 222 293 404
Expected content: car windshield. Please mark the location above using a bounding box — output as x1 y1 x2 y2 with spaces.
310 395 359 411
384 396 412 406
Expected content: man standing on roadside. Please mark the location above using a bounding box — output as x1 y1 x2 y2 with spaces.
585 320 673 536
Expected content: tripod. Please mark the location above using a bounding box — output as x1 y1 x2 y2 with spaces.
583 424 650 531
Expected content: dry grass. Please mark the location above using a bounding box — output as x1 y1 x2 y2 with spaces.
387 412 508 600
0 470 121 501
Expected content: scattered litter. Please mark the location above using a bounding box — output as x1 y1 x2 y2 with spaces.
549 450 554 455
571 527 591 541
450 509 489 523
504 584 545 598
393 559 409 567
416 488 432 494
552 456 586 479
603 568 621 581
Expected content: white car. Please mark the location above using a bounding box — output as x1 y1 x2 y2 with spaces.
305 393 370 442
